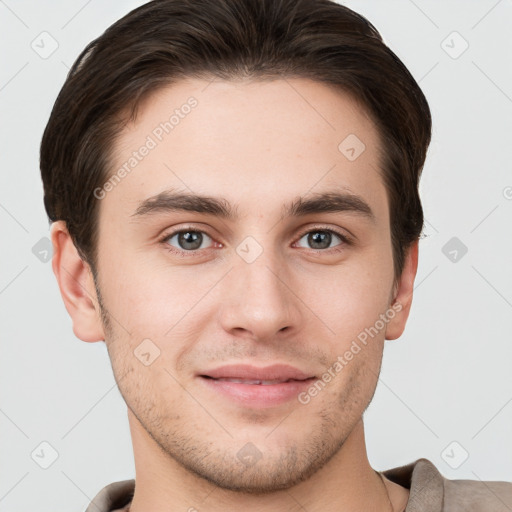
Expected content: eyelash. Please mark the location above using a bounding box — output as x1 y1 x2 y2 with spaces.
159 225 353 258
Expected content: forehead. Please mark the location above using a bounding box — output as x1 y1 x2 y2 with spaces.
101 77 387 224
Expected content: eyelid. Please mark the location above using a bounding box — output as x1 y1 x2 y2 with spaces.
160 225 219 253
294 224 353 245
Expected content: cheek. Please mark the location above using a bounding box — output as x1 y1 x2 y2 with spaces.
99 256 219 369
100 253 181 330
99 225 393 346
305 263 392 343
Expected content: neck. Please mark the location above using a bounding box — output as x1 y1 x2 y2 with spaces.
127 413 402 512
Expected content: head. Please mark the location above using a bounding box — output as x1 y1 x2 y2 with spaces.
42 0 430 494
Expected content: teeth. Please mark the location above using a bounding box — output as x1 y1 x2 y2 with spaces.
216 378 290 385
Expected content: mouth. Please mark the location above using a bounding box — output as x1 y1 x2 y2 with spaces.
201 376 310 385
197 364 316 408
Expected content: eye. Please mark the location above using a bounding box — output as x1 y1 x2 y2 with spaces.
294 228 351 251
159 225 352 257
163 228 215 252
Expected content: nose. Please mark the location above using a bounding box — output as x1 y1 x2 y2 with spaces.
218 249 304 342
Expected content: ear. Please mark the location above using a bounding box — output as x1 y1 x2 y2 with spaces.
50 220 105 342
385 239 419 341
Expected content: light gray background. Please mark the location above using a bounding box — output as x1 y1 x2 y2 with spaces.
1 1 511 510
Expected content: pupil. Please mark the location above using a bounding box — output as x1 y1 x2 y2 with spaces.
179 231 202 250
309 231 330 249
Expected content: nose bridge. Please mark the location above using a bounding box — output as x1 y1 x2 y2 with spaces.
218 241 302 339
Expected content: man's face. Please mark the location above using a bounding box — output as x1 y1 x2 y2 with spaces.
93 77 399 492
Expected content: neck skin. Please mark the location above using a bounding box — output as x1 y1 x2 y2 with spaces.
127 412 409 512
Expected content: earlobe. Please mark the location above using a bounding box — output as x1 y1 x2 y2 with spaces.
385 240 419 341
50 221 105 342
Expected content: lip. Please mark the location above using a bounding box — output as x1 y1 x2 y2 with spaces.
200 363 313 381
197 364 316 408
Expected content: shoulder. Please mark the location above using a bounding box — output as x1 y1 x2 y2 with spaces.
381 457 512 512
85 479 135 512
443 474 512 511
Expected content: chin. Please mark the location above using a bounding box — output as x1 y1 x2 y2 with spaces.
183 451 318 495
168 428 345 495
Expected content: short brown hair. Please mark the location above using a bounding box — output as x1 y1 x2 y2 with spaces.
40 0 431 285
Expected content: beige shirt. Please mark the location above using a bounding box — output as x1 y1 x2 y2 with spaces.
85 458 512 512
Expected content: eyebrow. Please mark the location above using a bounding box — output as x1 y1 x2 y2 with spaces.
130 188 376 224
